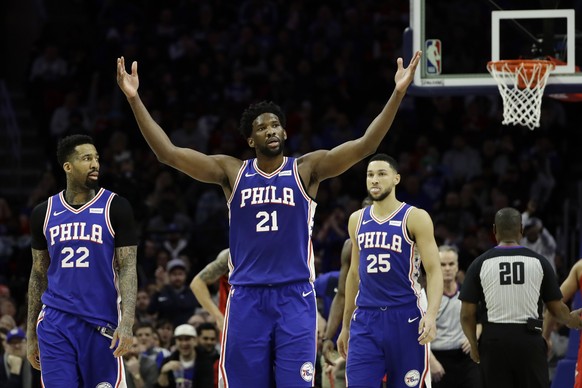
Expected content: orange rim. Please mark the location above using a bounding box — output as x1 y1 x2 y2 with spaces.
487 59 555 73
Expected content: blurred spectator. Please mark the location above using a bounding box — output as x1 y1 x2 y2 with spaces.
146 195 192 242
124 334 159 388
170 113 209 152
157 324 198 388
148 259 199 327
433 190 476 240
442 134 481 187
49 91 89 141
136 289 156 326
1 327 38 387
398 174 433 213
195 322 220 388
187 313 206 330
0 315 16 332
135 323 171 369
0 298 17 321
520 217 557 272
156 319 175 353
315 206 348 272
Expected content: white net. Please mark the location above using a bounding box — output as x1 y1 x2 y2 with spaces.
487 60 555 130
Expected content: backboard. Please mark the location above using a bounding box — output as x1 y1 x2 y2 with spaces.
406 0 582 95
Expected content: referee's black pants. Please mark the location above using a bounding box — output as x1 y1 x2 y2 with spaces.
479 323 548 388
432 348 482 388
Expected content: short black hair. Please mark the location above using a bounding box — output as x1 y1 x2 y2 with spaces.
197 322 218 335
494 207 522 236
56 134 94 167
239 101 286 138
368 153 399 173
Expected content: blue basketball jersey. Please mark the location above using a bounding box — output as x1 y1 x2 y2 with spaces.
355 203 422 308
42 188 120 327
227 157 317 285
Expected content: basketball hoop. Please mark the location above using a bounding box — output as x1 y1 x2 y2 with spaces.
487 59 555 130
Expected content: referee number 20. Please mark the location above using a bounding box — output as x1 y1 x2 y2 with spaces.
499 262 524 285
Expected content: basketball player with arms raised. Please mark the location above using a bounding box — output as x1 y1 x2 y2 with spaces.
338 154 443 388
117 51 422 387
26 134 138 386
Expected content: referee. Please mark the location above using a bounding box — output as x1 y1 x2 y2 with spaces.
460 207 582 388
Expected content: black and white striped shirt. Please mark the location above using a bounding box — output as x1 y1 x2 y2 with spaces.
432 285 465 351
459 246 562 324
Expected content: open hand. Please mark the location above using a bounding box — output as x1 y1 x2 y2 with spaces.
111 324 133 358
117 57 139 98
394 50 422 93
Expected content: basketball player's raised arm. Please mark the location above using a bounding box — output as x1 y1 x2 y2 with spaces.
302 51 422 182
116 57 241 188
190 248 230 332
337 211 362 359
408 208 443 345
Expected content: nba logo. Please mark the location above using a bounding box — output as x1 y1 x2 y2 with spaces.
425 39 442 75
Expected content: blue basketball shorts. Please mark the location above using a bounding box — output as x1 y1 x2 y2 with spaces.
346 306 430 388
36 306 126 388
219 282 317 388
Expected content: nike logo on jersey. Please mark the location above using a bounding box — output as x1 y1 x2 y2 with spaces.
408 317 419 323
302 290 313 297
245 172 258 177
362 219 373 225
53 210 66 216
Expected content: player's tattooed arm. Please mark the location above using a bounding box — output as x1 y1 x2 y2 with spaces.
112 245 138 357
198 251 229 283
27 249 50 338
27 248 50 369
117 245 138 326
191 248 229 331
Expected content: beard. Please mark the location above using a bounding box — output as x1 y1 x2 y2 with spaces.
368 187 391 202
86 177 99 190
257 139 285 157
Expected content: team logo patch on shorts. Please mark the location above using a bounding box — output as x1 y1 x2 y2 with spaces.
404 370 420 387
300 362 314 382
96 383 113 388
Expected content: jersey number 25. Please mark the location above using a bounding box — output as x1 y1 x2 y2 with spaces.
366 253 391 273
